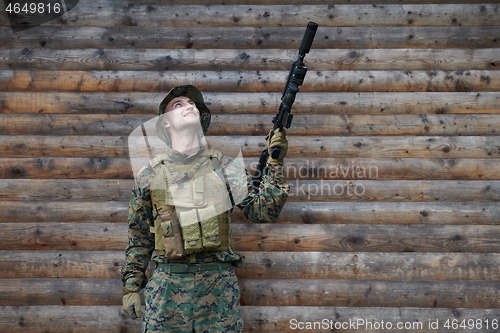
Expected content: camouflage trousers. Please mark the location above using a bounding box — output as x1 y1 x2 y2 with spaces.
142 265 244 333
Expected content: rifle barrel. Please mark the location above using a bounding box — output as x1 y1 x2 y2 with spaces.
299 22 318 55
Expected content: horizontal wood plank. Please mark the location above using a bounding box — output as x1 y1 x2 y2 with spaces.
0 223 126 251
1 26 498 49
0 306 138 333
0 179 134 201
2 250 500 281
232 224 500 253
0 251 123 279
1 223 499 253
130 135 500 159
2 179 500 202
240 279 500 308
243 306 500 332
1 278 500 308
284 179 500 202
0 158 133 179
2 201 499 225
4 114 500 136
2 305 500 333
238 252 500 280
0 135 129 158
2 157 500 181
0 201 128 223
1 70 498 92
2 4 499 28
1 48 498 71
3 136 500 158
1 92 500 115
281 158 500 180
0 114 152 136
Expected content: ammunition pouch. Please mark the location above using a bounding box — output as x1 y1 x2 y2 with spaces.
152 208 231 259
152 211 185 259
178 206 231 254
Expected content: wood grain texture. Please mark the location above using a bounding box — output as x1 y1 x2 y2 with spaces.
3 114 500 136
2 201 499 225
2 250 500 281
1 48 498 71
2 179 500 202
2 4 499 27
243 306 500 332
0 158 133 179
1 26 498 49
0 201 128 223
237 252 500 280
1 278 500 308
1 92 500 115
0 251 124 279
0 135 129 158
231 224 500 253
0 306 138 333
3 136 500 158
1 223 499 253
0 70 498 92
2 157 500 180
0 305 500 333
239 279 500 308
284 179 500 202
2 306 500 333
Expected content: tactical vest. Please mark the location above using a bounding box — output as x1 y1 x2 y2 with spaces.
149 148 233 259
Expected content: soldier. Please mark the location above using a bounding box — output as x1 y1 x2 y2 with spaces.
121 85 289 333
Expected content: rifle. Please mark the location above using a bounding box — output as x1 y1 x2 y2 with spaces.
252 21 318 190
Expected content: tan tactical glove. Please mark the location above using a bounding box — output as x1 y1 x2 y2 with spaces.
267 128 288 165
122 287 143 320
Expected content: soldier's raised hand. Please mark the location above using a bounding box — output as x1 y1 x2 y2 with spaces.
267 128 288 165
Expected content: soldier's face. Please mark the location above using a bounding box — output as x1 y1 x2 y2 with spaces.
163 96 201 132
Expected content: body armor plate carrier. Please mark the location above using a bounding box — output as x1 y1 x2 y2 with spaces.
149 148 233 259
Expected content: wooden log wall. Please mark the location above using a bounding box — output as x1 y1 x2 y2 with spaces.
1 0 499 332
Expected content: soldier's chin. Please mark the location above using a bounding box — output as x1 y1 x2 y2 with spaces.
186 117 201 125
184 114 200 120
183 119 203 131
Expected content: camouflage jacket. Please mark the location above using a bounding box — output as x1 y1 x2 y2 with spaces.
121 145 289 291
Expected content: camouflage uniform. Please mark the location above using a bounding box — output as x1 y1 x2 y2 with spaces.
121 145 289 332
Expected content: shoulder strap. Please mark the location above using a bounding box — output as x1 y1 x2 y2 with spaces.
208 149 235 208
149 154 168 169
208 148 224 160
151 153 209 187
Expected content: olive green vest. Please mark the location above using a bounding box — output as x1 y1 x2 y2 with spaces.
149 148 233 259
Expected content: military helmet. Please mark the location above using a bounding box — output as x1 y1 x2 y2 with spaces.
159 85 210 130
156 85 211 145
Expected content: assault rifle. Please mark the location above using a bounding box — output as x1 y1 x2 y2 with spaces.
252 21 318 189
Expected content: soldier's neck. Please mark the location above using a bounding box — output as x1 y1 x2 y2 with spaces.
170 133 201 155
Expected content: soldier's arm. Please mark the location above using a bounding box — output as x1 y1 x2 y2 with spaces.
121 183 155 291
222 156 289 222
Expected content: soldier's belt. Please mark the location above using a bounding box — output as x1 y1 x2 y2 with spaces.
157 262 232 274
